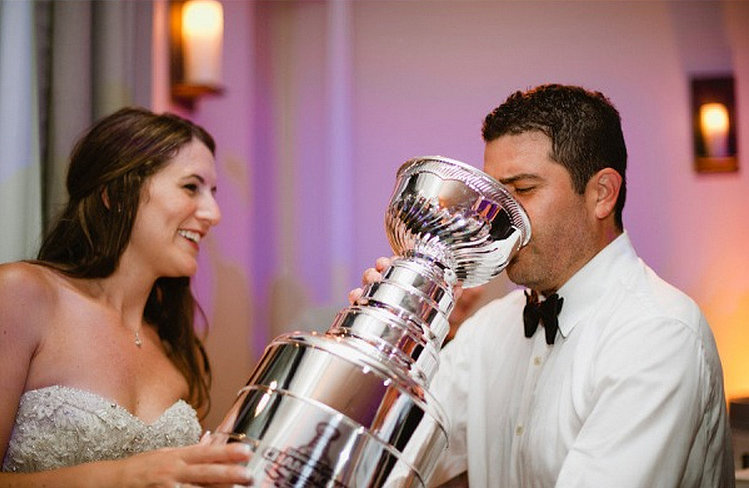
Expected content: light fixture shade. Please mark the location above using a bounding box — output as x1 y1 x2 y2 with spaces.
691 76 738 173
699 103 730 158
169 0 224 109
181 0 223 86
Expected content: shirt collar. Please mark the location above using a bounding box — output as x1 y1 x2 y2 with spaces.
549 231 638 339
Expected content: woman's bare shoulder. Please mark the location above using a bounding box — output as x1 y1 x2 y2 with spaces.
0 260 60 290
0 262 62 321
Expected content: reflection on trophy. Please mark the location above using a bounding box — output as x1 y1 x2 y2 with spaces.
215 156 531 487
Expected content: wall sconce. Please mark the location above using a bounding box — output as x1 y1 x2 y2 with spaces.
169 0 224 110
691 76 738 173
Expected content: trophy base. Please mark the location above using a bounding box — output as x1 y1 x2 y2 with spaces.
216 334 448 487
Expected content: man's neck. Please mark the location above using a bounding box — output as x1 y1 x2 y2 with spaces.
537 229 624 296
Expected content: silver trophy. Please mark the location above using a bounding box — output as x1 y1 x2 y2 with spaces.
214 156 531 487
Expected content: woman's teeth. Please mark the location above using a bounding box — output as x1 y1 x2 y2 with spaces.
178 230 201 243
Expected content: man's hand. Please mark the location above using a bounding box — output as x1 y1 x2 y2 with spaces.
349 256 464 304
348 257 393 304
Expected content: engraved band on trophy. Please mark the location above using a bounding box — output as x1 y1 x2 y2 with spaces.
214 156 531 487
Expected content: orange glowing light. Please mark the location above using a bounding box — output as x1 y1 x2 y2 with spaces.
699 103 730 158
181 0 223 86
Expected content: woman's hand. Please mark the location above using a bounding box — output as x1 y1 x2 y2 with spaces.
0 441 254 488
118 442 253 487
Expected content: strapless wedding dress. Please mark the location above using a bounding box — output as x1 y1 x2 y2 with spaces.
2 385 202 473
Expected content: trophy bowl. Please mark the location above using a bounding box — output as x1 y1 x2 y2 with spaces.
214 156 531 487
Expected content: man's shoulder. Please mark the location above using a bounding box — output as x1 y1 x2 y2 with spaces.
619 261 704 330
610 233 703 325
589 258 721 369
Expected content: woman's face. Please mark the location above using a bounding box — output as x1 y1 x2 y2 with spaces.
125 138 221 278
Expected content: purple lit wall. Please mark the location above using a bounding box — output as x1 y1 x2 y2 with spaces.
155 1 749 427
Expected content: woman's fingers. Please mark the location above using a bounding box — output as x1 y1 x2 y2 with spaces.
198 430 212 444
179 460 253 486
179 442 252 464
122 444 254 487
163 443 253 486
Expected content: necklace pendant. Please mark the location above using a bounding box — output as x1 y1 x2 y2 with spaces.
134 331 143 348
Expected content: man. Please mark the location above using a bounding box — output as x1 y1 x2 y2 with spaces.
359 85 733 487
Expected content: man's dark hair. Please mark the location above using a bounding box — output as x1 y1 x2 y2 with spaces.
482 84 627 230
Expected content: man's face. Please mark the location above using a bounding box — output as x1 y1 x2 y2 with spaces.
484 131 598 294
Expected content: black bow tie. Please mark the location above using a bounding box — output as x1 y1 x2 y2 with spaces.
523 290 564 345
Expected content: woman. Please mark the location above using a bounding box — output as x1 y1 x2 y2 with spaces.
0 108 252 486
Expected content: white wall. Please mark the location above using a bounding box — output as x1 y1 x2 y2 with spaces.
186 0 749 427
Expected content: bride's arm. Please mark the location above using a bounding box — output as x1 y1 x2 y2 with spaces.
0 263 253 487
0 263 49 466
0 443 253 487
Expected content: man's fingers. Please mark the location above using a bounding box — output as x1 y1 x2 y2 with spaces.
350 256 393 304
348 287 363 304
361 267 382 286
375 256 393 272
453 285 464 302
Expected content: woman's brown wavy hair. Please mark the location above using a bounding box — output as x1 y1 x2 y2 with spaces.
37 107 215 414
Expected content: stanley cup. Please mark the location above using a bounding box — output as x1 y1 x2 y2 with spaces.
214 156 531 487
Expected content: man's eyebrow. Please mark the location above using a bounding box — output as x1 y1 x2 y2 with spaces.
498 173 542 185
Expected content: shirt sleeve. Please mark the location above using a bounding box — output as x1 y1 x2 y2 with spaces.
555 314 731 488
426 311 480 486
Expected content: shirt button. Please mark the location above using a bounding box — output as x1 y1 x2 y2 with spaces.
533 356 542 366
515 425 524 436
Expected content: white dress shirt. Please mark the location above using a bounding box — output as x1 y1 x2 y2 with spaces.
428 232 734 487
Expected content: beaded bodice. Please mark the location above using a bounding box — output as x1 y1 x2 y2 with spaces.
2 385 202 473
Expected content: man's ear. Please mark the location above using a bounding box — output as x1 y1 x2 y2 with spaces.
590 168 622 221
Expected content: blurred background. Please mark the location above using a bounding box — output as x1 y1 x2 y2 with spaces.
1 0 748 435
